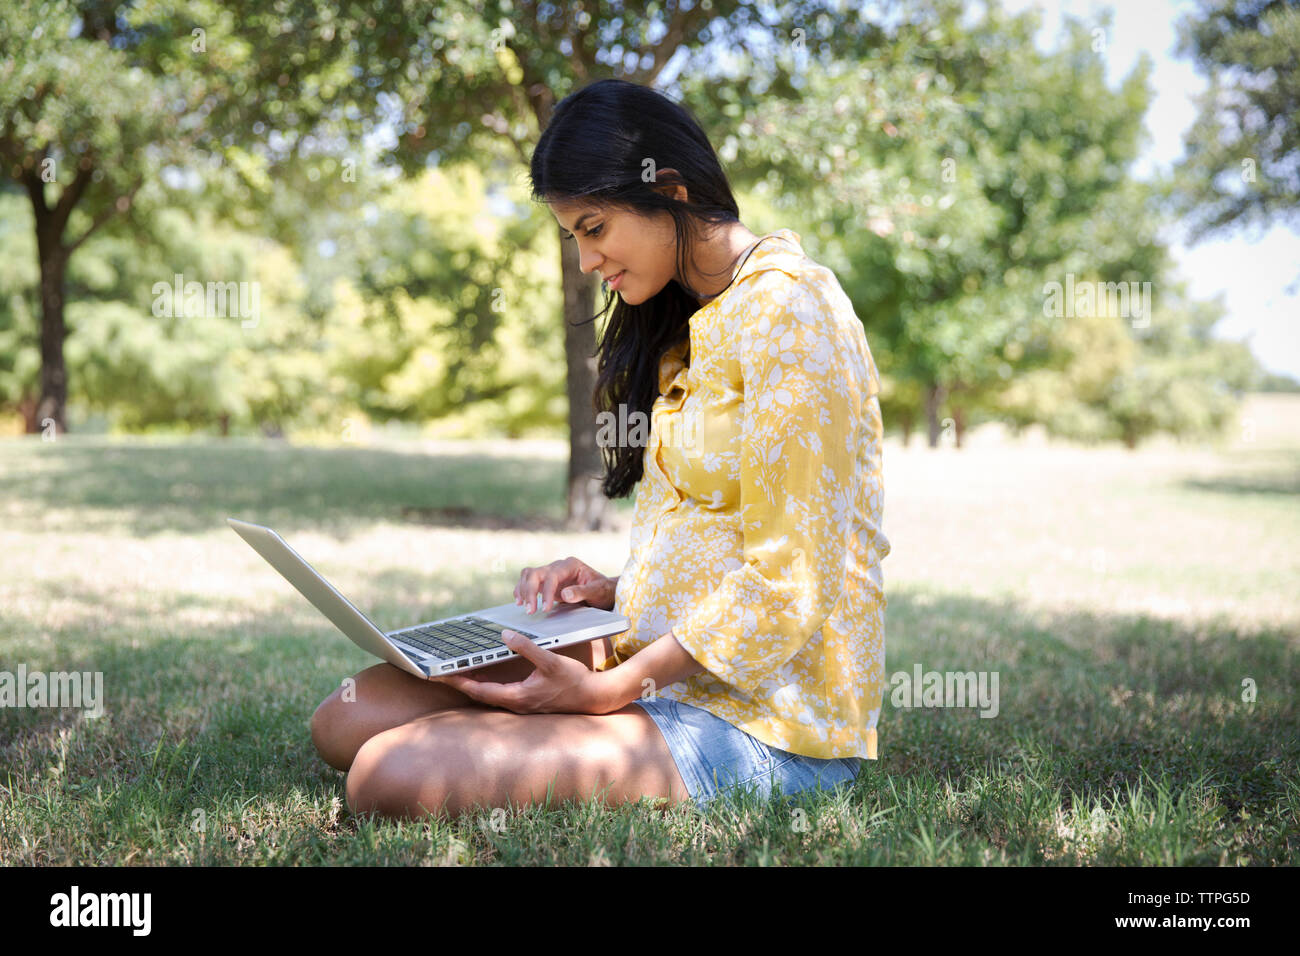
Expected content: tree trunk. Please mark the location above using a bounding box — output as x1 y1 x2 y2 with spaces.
17 394 40 434
560 232 611 531
34 242 69 435
924 382 948 448
952 404 966 449
898 410 913 448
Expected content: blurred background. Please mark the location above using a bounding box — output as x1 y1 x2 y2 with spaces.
1 0 1296 529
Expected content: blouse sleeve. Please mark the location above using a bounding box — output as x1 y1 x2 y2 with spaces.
671 272 865 698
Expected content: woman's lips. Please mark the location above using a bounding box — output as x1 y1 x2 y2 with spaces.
608 270 626 291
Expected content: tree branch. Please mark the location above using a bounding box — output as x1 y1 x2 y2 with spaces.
629 0 712 86
50 164 93 239
65 176 144 257
22 156 52 216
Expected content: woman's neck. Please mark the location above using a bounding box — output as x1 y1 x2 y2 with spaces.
688 221 762 305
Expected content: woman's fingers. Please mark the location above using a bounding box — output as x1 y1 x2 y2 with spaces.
513 566 533 607
542 576 571 612
515 569 551 613
437 672 525 711
515 566 546 611
548 573 603 611
514 559 607 614
559 582 595 605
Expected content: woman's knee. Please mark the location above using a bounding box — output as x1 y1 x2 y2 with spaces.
310 663 448 772
345 724 456 820
310 685 356 771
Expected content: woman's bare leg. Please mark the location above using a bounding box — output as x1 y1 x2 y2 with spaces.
344 703 693 820
310 637 612 771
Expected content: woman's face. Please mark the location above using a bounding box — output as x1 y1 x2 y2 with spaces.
547 199 678 306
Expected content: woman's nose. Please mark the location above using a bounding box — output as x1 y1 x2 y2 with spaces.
578 247 603 276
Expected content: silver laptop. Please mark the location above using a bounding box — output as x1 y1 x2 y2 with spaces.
227 518 629 678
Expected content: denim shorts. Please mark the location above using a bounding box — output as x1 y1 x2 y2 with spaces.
633 696 863 812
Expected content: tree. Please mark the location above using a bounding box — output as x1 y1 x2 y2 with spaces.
315 162 571 438
0 160 572 438
0 0 370 434
1173 0 1300 241
871 2 1167 447
996 283 1261 448
691 0 1174 447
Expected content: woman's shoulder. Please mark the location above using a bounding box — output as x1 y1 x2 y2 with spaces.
732 231 846 308
729 233 857 333
729 231 880 394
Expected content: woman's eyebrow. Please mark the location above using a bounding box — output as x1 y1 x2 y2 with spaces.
561 212 598 237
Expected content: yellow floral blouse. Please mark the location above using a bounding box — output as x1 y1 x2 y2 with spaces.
597 228 891 761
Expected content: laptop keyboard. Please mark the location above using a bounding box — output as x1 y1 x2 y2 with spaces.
390 616 547 673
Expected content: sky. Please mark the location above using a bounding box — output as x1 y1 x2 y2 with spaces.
1000 0 1300 379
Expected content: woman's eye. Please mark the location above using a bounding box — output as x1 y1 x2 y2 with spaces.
562 224 603 241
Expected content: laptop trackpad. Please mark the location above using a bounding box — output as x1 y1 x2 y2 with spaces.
478 602 618 639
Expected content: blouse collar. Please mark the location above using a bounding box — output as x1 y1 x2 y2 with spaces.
656 229 805 398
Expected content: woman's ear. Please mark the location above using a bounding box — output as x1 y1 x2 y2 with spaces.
651 167 688 204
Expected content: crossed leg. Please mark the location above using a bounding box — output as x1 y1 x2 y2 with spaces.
310 638 693 820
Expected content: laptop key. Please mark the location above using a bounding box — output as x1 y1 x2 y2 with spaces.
400 618 542 659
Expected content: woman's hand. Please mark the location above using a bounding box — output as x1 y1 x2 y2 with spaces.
434 630 615 715
514 556 617 614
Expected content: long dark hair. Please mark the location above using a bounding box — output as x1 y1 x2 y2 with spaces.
529 78 747 499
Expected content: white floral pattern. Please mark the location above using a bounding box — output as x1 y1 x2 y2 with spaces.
598 229 891 760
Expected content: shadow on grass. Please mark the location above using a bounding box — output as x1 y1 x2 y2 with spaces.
4 581 1297 857
1179 448 1300 498
0 436 633 536
876 589 1299 829
1183 474 1300 497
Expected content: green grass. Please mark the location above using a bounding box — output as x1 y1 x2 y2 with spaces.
2 398 1298 865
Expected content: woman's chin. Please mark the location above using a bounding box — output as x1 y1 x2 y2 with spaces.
615 278 657 305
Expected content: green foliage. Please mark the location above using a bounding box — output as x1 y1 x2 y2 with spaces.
0 1 177 233
1172 0 1300 239
0 0 1273 445
686 0 1250 446
0 161 573 436
0 191 314 431
998 286 1260 447
314 162 570 436
1258 370 1300 392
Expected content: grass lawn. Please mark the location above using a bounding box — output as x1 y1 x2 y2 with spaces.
2 397 1298 865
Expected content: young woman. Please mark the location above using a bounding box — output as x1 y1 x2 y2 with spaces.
311 78 891 820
